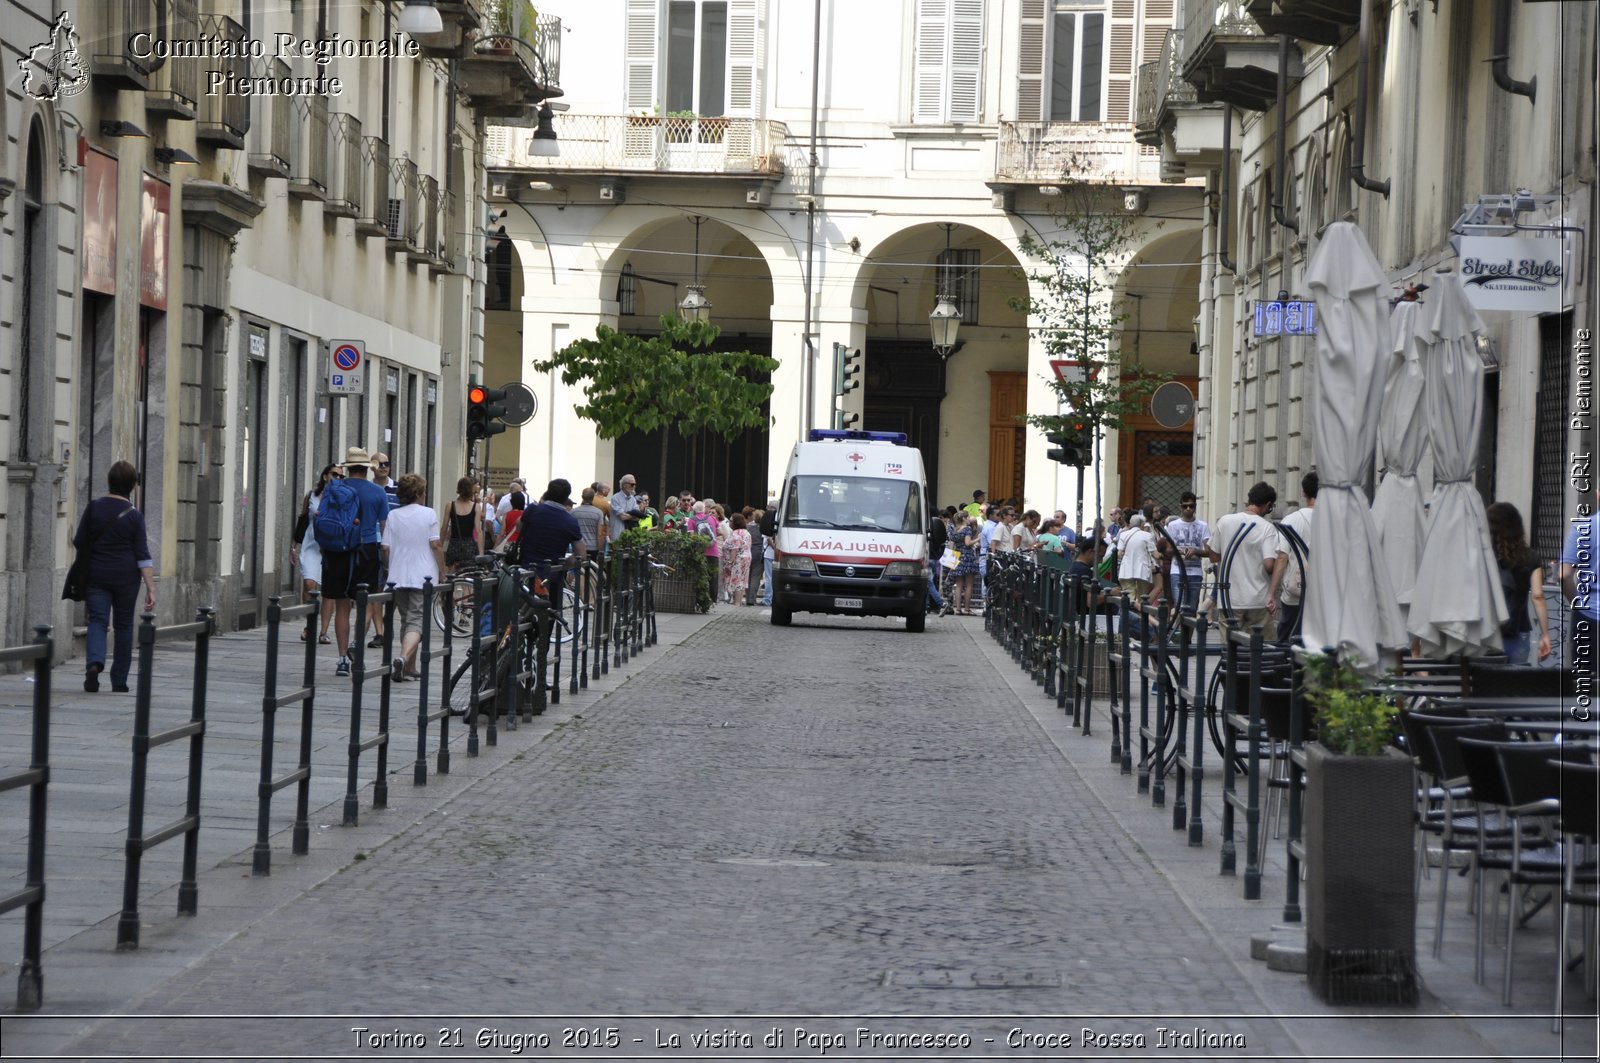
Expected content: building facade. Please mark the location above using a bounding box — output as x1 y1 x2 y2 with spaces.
488 0 1206 519
1139 0 1597 556
1 0 561 651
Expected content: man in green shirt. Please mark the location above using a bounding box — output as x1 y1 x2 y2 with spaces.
963 489 986 522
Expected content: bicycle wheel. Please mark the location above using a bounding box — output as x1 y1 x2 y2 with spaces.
554 584 585 645
445 655 479 718
433 578 477 638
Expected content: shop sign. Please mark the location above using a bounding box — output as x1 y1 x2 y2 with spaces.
82 148 116 295
140 175 169 311
1458 235 1566 312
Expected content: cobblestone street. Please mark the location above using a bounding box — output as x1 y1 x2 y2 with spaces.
2 610 1589 1060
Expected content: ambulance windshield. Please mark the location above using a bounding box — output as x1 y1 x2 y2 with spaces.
783 476 923 534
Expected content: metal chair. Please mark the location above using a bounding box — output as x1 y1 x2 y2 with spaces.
1550 759 1600 1032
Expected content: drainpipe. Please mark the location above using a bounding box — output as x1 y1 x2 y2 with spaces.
1491 0 1536 103
382 2 392 144
1272 35 1298 234
1219 104 1236 272
800 0 822 434
1350 0 1391 198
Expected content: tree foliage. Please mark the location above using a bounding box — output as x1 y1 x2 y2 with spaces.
1009 180 1169 436
534 315 778 493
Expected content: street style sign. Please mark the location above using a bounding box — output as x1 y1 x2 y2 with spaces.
1457 235 1566 312
501 381 538 426
328 339 366 395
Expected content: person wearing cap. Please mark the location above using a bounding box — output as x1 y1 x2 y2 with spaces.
365 452 399 648
964 489 986 522
324 446 391 678
518 479 587 607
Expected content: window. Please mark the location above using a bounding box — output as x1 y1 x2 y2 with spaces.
1051 1 1104 121
487 240 514 311
667 1 727 116
915 0 985 124
937 248 980 325
618 263 638 315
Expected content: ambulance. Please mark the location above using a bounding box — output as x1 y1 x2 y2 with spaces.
769 429 930 632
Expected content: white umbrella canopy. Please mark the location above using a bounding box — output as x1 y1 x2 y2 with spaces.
1406 268 1508 658
1370 298 1431 617
1302 222 1408 673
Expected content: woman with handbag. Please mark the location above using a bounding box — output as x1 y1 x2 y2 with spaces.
70 461 156 693
290 464 341 644
440 476 483 573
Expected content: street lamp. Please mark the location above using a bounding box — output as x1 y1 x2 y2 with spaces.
679 214 713 324
929 222 961 359
397 0 443 35
529 102 559 158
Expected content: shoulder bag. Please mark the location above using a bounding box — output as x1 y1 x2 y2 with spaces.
62 505 134 602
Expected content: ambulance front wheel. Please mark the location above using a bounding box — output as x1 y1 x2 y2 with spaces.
906 610 925 633
771 602 793 626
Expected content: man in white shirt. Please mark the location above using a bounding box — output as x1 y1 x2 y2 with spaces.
1275 472 1317 644
1205 481 1288 641
1165 491 1210 614
380 474 446 681
1117 514 1158 604
495 478 525 524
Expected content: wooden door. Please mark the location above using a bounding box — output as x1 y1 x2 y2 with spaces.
988 371 1026 503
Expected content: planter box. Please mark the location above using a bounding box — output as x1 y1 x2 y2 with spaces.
1304 742 1418 1005
653 573 702 614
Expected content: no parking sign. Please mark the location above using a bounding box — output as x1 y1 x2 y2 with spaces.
328 339 366 395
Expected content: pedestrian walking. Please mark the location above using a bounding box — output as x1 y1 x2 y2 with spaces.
570 485 608 557
290 463 340 644
317 447 390 678
381 474 445 681
723 514 752 606
72 460 157 693
744 507 765 605
1275 474 1316 643
1117 513 1157 605
441 477 483 573
1165 491 1210 614
366 452 398 647
1206 481 1288 641
1488 501 1550 665
495 486 528 551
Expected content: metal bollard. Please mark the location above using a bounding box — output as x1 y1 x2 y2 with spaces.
252 593 320 876
413 577 455 785
0 625 53 1008
343 585 396 826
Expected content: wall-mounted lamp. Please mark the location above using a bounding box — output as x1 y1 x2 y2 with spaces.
1123 189 1148 215
527 180 562 192
100 120 148 139
1039 185 1062 197
397 0 443 35
154 147 198 166
529 103 559 158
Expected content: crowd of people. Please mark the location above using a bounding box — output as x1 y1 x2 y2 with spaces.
63 455 1563 695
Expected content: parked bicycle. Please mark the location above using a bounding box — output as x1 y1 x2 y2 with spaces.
444 563 572 722
434 554 585 647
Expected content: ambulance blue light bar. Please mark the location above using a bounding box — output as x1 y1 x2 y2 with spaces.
808 429 909 445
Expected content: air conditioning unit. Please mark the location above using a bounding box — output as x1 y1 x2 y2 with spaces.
598 180 625 203
386 197 406 240
745 184 771 207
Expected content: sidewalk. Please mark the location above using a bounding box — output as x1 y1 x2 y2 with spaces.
966 613 1599 1061
0 606 716 1027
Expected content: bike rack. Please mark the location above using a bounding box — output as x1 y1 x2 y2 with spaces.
118 607 216 950
253 594 320 875
414 577 455 784
0 625 52 1007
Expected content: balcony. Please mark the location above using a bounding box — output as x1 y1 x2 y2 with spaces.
410 0 486 58
355 136 391 238
1180 0 1299 111
195 14 249 148
387 157 422 256
993 122 1162 187
93 0 159 89
491 114 788 177
145 0 198 119
289 96 330 201
247 59 295 178
460 3 562 117
324 114 364 218
1135 30 1229 181
1247 0 1358 47
431 184 461 274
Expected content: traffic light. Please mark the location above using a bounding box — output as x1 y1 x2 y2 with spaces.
831 344 863 429
467 384 509 441
1046 422 1090 466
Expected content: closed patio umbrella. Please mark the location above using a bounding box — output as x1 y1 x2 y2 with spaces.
1370 297 1430 619
1302 223 1407 673
1406 268 1507 657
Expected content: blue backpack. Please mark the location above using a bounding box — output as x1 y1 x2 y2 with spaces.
313 479 362 552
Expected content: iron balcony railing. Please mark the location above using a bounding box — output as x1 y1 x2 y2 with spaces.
145 0 197 117
325 113 364 217
290 94 331 198
494 114 788 175
994 121 1162 185
358 135 390 233
247 58 295 176
474 1 560 91
1183 0 1267 69
94 0 159 86
419 175 441 259
196 14 249 147
1135 29 1200 136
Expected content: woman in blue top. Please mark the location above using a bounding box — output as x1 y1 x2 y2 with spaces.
73 461 155 692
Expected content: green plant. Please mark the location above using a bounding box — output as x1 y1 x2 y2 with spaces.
610 526 715 613
1303 653 1398 756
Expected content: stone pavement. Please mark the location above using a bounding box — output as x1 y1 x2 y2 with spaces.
0 607 1595 1061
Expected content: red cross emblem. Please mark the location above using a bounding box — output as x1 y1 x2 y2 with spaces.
846 451 865 464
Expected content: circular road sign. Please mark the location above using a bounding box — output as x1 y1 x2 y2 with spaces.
1150 381 1195 429
332 343 362 372
501 382 538 427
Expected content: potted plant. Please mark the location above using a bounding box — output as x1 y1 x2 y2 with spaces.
611 527 713 614
1301 653 1418 1005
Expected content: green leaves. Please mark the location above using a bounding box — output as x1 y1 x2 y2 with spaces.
533 314 778 442
1304 652 1399 757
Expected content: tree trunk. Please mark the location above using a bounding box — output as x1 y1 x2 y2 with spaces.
658 425 670 505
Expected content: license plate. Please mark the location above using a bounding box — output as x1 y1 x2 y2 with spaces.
833 597 863 610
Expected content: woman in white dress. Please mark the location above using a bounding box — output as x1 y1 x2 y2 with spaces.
291 464 341 643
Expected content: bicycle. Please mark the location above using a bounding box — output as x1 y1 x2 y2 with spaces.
434 553 586 648
445 565 571 722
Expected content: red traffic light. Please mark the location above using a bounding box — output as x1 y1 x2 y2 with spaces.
469 386 487 404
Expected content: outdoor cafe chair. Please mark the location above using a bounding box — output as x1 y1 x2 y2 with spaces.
1464 658 1571 700
1550 759 1599 1031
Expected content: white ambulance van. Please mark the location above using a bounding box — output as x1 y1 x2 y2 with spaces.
769 429 930 632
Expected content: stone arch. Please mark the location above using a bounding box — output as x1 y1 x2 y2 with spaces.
585 206 802 308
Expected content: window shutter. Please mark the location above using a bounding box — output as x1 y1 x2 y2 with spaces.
1016 0 1045 121
1106 0 1138 122
726 0 764 116
625 0 659 112
915 0 950 123
949 0 985 122
1142 0 1175 65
